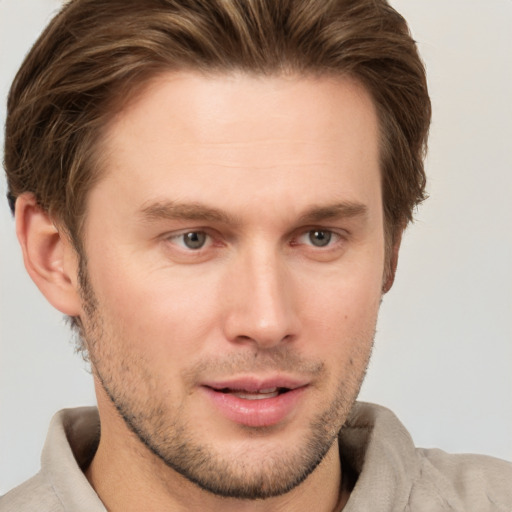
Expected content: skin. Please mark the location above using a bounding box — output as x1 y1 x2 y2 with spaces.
16 72 394 512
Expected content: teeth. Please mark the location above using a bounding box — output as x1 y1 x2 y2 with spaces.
232 390 280 400
223 387 281 400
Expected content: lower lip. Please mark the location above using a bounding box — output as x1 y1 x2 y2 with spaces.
201 386 307 428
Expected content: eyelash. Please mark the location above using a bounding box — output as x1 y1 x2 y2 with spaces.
165 227 345 253
165 230 215 251
293 229 343 249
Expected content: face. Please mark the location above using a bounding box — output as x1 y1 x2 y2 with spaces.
78 72 385 499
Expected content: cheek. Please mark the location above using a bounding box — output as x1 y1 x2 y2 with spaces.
299 257 383 324
294 259 383 368
86 253 223 360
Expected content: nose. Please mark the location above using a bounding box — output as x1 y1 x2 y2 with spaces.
221 245 299 349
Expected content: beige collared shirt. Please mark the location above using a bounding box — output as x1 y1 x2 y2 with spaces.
1 403 511 511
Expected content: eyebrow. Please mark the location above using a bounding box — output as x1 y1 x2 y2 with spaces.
139 201 239 225
298 202 368 224
139 200 367 225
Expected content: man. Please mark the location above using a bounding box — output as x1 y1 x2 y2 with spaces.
1 0 511 510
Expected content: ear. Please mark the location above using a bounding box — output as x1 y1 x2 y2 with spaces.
382 228 403 294
15 193 82 316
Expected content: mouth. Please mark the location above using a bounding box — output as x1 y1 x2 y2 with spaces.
201 378 308 427
210 386 291 400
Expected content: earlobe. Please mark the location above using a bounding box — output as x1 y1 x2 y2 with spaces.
15 193 82 316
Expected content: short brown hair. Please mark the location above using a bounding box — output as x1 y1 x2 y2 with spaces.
4 0 430 248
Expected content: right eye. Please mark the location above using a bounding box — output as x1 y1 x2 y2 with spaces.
167 231 210 250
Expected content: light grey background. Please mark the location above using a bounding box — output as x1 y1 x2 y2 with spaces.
1 0 511 494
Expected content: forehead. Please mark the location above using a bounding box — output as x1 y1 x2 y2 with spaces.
91 71 381 222
104 70 378 152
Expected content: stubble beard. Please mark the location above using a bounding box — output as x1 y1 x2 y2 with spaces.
77 263 374 500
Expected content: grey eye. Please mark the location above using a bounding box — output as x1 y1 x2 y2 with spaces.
183 232 207 249
308 230 332 247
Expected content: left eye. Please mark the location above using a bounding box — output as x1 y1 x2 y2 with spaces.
298 230 339 247
170 231 209 250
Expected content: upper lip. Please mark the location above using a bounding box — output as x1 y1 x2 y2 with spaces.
201 376 310 393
